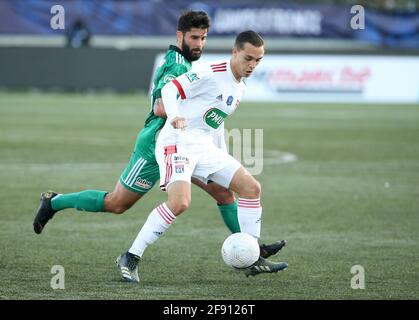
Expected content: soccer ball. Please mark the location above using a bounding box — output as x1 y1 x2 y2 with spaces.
221 232 259 269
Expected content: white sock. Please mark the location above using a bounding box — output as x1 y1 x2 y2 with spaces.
237 198 262 239
128 203 176 257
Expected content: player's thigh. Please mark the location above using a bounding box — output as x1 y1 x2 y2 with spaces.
228 167 261 197
156 145 196 192
166 181 192 215
119 152 160 194
201 150 242 190
191 177 235 205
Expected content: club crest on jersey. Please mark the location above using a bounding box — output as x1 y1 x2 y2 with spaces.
175 165 184 173
226 96 234 106
163 74 176 83
203 108 228 129
185 72 199 83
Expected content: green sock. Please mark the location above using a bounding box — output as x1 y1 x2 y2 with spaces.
218 200 241 233
51 190 107 212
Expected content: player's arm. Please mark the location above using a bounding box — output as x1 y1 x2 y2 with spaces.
161 80 186 130
153 98 166 118
161 68 211 130
153 63 188 118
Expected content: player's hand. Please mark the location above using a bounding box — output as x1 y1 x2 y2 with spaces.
171 117 187 130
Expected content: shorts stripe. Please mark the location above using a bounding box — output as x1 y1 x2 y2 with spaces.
124 158 144 185
128 159 147 186
164 154 173 188
124 158 147 186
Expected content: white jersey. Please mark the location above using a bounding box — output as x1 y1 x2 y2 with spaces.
159 60 246 150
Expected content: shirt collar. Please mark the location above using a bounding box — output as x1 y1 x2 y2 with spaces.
169 45 189 60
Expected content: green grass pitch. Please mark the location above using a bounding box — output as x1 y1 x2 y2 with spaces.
0 92 418 299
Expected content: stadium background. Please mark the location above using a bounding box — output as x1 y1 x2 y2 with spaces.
0 0 418 300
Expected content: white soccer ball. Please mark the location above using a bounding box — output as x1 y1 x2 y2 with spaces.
221 232 260 269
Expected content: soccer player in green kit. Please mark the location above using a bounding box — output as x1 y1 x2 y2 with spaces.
33 11 285 259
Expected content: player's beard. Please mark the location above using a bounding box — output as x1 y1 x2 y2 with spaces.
181 37 202 62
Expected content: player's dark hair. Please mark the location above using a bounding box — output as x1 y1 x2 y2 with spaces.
234 30 264 50
177 10 210 32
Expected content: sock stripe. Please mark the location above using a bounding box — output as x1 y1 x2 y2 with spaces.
161 203 176 219
238 203 261 209
238 198 260 202
238 198 261 208
156 205 172 224
156 204 175 224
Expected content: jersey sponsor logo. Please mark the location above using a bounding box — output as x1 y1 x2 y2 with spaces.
185 72 200 83
134 178 152 189
203 108 228 129
175 165 184 173
163 74 176 84
226 95 234 106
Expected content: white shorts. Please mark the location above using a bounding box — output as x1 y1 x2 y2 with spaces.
156 143 242 191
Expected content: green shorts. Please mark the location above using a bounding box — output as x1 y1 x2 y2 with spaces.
119 152 160 194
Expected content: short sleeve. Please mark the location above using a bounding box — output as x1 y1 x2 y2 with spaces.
153 63 189 99
171 67 215 100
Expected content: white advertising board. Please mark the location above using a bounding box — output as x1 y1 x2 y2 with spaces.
152 54 419 104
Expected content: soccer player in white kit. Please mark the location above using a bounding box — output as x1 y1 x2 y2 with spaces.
116 31 288 282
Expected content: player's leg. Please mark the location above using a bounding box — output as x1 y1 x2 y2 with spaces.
33 189 109 234
52 153 156 213
207 153 288 275
227 167 288 274
116 181 190 283
127 154 193 258
117 149 193 282
191 178 240 233
228 168 263 248
103 181 143 213
192 178 286 257
33 153 158 234
218 166 262 238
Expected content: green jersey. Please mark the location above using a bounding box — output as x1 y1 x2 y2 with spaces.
134 45 192 161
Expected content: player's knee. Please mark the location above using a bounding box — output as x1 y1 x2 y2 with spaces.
242 179 261 198
106 203 130 214
104 194 131 214
167 197 190 215
213 188 235 205
251 180 261 198
110 205 129 214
